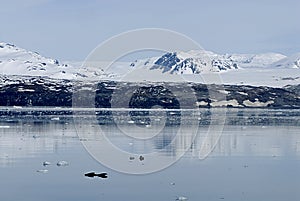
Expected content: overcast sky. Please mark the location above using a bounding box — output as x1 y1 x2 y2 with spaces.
1 0 300 61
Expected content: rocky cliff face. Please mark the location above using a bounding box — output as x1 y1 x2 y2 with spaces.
0 76 299 109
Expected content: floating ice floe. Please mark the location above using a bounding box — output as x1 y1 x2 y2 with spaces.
43 161 51 166
0 125 10 128
13 106 22 109
176 196 188 201
57 160 69 167
36 169 48 173
51 117 60 121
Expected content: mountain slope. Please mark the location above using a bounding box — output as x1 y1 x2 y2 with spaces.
0 42 113 79
0 42 74 79
270 53 300 68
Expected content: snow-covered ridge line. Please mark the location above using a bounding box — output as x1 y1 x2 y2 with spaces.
0 42 75 79
1 42 299 87
271 52 300 69
130 50 300 75
0 42 113 80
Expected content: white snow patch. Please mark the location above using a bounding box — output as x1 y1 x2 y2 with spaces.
210 99 241 107
218 90 230 95
243 100 274 107
17 88 35 92
237 91 248 96
196 101 208 106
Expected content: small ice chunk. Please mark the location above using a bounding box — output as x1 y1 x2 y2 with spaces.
13 106 22 109
57 160 69 167
0 125 10 128
176 196 188 201
32 135 39 139
51 117 60 121
43 161 51 166
37 169 48 173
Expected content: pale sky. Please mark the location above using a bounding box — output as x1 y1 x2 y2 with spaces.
1 0 300 61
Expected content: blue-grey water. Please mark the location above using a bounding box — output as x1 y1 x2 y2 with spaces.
0 108 300 201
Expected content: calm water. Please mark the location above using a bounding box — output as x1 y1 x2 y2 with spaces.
0 108 300 201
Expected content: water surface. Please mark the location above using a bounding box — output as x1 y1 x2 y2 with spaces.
0 109 299 201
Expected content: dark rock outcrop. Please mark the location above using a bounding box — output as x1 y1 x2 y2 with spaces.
0 75 299 109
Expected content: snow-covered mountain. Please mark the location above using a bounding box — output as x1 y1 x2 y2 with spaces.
270 53 300 69
0 41 298 87
0 42 112 79
130 50 288 74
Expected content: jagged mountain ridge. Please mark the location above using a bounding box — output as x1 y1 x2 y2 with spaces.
134 50 288 74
